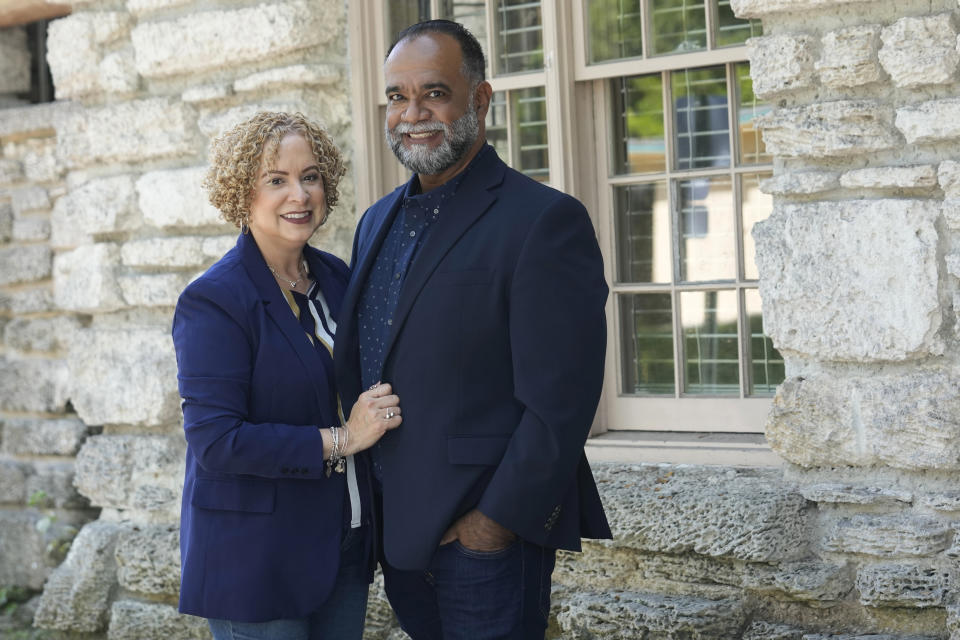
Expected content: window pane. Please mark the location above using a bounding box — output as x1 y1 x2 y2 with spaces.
651 0 706 55
735 62 771 165
494 0 543 74
486 91 510 161
715 0 762 47
440 0 489 64
615 182 671 283
384 0 430 48
620 293 675 395
678 176 736 281
744 289 784 395
680 290 739 395
741 172 772 281
513 87 550 180
612 74 666 175
587 0 643 63
672 66 730 170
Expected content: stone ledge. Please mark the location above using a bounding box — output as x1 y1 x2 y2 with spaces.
756 101 900 159
879 14 959 88
107 600 209 640
115 525 179 596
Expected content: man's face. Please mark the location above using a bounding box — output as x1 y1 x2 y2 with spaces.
383 33 481 176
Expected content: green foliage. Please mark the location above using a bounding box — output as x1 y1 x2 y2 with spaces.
26 490 48 508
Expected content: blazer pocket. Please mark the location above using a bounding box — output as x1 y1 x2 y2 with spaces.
448 435 511 466
432 268 493 286
191 476 276 513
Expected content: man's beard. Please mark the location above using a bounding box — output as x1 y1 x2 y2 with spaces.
385 104 479 176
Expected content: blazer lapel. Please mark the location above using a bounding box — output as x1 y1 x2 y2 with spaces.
238 233 332 422
382 147 505 360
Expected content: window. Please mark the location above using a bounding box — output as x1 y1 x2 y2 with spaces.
349 0 781 444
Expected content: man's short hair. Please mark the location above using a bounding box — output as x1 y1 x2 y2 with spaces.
387 19 486 85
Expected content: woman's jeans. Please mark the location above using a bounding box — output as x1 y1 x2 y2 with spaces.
207 528 369 640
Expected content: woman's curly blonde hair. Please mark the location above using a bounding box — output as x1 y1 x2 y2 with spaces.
203 111 346 229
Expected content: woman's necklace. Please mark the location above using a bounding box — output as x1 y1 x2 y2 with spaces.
267 259 308 289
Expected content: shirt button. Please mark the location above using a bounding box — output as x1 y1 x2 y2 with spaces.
395 273 401 280
433 208 439 214
387 319 393 325
409 230 416 237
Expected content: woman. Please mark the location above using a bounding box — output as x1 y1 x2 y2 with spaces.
172 111 400 639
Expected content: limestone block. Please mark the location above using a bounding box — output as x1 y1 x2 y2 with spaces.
918 493 960 512
26 462 89 509
817 25 883 88
0 355 68 413
947 254 960 279
823 515 951 557
57 98 200 168
108 600 209 640
0 201 11 241
747 35 817 98
767 372 960 469
593 464 810 562
897 99 960 144
119 273 190 307
0 157 24 188
131 484 179 512
761 171 839 196
731 0 891 18
0 245 51 285
132 1 335 78
197 102 307 139
856 563 953 607
51 175 138 238
47 13 134 99
943 200 960 229
53 244 125 312
74 435 184 511
126 0 192 16
879 14 959 88
11 186 50 215
121 236 207 268
0 287 53 314
4 316 79 353
181 84 231 103
13 217 50 241
115 525 179 595
18 137 62 183
753 199 940 361
0 27 30 94
0 101 73 141
203 234 238 259
839 165 937 190
948 605 960 638
0 459 27 503
800 484 912 507
1 418 87 456
0 510 86 590
98 49 139 94
940 161 960 196
137 166 224 229
34 520 127 632
743 561 852 606
743 621 806 639
233 64 340 93
67 327 179 427
756 101 900 158
555 590 745 639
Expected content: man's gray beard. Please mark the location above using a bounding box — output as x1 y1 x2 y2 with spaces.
385 106 479 176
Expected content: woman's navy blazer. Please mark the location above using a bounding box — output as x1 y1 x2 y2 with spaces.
172 232 354 622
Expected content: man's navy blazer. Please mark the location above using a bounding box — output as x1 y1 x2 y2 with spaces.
334 146 612 571
173 232 355 622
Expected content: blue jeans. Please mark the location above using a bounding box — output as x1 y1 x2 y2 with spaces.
208 528 370 640
381 537 556 640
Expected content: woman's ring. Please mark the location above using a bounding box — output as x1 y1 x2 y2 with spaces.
385 410 395 419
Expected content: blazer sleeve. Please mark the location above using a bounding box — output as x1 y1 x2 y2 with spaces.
476 194 608 544
172 278 327 479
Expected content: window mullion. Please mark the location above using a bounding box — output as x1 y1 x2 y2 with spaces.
705 0 718 50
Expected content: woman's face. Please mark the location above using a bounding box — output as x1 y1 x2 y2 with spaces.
247 133 326 255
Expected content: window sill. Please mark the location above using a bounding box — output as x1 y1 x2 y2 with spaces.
585 430 782 467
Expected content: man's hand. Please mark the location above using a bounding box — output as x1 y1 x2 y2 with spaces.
440 509 516 552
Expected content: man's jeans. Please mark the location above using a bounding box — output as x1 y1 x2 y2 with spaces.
381 537 556 640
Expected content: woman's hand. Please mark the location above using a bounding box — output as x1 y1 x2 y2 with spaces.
342 382 401 456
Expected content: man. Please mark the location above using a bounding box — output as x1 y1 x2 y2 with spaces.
334 19 611 639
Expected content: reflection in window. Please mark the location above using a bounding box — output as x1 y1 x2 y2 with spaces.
744 289 783 395
678 177 735 282
440 0 489 63
716 0 762 47
740 172 772 280
673 66 730 170
384 0 429 48
651 0 706 55
736 62 771 165
620 293 675 394
615 182 671 284
587 0 643 63
484 88 550 181
612 74 665 175
681 290 739 395
494 0 543 74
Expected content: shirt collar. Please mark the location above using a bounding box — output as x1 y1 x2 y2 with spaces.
404 142 492 202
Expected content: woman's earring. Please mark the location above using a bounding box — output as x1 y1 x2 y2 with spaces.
240 215 249 234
